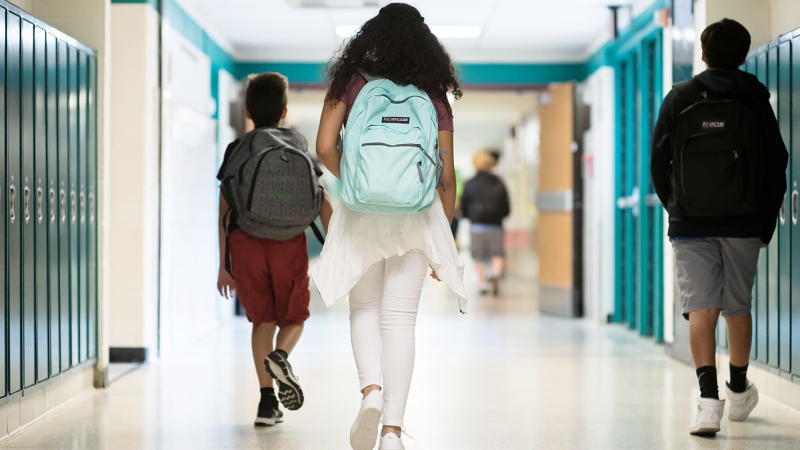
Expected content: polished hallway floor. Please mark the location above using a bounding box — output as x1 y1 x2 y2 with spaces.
6 271 800 449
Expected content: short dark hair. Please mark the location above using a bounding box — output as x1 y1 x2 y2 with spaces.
246 72 288 128
701 19 751 69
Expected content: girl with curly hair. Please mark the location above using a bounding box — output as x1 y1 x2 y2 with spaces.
311 3 467 449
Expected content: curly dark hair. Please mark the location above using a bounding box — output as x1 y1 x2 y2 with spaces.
326 2 462 116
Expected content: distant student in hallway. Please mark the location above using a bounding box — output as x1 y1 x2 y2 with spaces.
651 19 788 436
461 151 510 296
313 3 467 449
216 73 333 427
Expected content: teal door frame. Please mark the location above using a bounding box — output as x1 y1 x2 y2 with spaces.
613 24 665 343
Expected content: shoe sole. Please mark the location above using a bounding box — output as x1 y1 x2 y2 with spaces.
254 417 276 427
690 422 720 436
350 406 382 450
265 356 304 411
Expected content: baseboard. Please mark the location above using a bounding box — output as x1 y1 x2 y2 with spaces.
0 364 94 441
539 285 576 317
109 347 148 363
717 352 800 413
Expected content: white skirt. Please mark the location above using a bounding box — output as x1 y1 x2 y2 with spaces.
310 193 467 313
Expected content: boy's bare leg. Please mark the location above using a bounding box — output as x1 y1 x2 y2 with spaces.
253 322 278 388
724 313 753 367
491 256 504 278
475 263 486 287
689 308 721 368
276 323 304 355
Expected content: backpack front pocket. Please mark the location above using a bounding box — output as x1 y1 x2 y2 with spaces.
355 126 427 208
681 133 746 210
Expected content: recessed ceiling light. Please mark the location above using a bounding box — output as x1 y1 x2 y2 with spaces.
430 26 482 39
336 25 482 39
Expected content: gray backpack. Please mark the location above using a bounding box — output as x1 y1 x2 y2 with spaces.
219 127 324 242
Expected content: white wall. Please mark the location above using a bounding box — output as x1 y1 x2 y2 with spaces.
581 67 616 323
159 21 230 355
771 0 800 38
108 3 160 353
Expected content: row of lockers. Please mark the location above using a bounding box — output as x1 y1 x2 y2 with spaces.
715 30 800 381
1 2 99 397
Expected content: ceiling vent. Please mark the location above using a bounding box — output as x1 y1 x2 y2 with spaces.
288 0 382 8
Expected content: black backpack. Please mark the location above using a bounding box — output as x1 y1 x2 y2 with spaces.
671 79 763 217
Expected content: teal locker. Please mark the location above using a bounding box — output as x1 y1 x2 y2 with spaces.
767 45 780 369
68 45 79 367
637 40 652 337
46 32 59 375
21 18 36 387
57 39 70 370
613 59 626 324
756 49 769 365
7 11 23 394
88 57 97 359
792 34 800 379
778 38 792 374
0 4 7 397
77 51 88 363
34 25 49 382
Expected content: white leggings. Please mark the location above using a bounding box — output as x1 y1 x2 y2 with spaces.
349 250 428 427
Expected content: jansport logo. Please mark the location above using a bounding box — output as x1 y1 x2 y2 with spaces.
382 117 410 124
702 121 725 129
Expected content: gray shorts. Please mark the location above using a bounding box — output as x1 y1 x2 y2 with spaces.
672 237 761 319
470 229 505 262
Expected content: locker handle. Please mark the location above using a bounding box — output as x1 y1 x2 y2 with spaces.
60 189 66 224
49 188 56 223
37 187 44 224
89 192 95 224
23 186 30 224
9 185 16 224
70 190 77 223
780 194 786 225
79 191 86 224
792 190 799 226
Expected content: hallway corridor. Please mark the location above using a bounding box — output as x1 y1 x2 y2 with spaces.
5 273 800 449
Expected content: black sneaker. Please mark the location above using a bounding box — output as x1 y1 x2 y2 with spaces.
265 351 305 410
490 276 500 297
254 404 283 427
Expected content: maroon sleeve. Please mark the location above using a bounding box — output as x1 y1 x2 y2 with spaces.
432 97 454 132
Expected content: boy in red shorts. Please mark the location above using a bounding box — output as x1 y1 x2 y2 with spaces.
215 73 333 426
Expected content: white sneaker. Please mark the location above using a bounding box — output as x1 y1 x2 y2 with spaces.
726 381 759 421
350 390 383 450
379 433 404 450
690 397 725 435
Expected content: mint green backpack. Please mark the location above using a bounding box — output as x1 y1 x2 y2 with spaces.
341 76 442 214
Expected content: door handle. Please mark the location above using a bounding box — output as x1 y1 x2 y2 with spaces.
645 193 661 207
792 190 798 226
23 186 30 224
617 187 640 217
49 188 56 223
37 187 44 224
9 185 16 224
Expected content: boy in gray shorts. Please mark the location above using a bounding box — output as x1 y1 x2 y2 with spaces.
651 19 788 436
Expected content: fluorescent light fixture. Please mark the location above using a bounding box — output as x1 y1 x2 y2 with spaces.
336 25 481 39
336 25 360 38
430 26 482 39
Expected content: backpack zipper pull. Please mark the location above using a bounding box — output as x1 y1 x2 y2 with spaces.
733 150 739 159
417 161 424 182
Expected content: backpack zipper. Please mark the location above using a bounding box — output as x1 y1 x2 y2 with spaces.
417 161 424 182
361 142 436 166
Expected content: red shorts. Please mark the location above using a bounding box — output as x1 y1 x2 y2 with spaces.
228 229 310 328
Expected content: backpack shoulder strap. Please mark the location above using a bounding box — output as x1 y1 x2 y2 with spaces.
674 79 708 103
357 69 382 83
